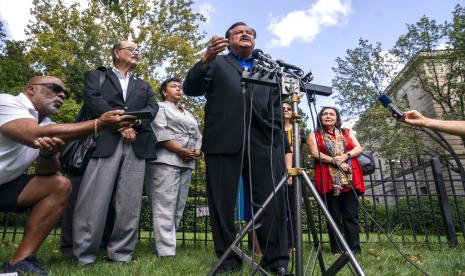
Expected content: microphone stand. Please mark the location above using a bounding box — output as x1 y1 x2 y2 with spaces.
207 64 366 276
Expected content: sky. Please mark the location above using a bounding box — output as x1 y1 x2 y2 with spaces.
0 0 461 125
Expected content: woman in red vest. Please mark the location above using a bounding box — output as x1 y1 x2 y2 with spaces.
307 107 364 254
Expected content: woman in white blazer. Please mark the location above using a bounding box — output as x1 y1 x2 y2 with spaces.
145 77 202 257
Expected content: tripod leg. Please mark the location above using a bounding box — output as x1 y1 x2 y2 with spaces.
300 172 365 276
301 183 326 272
207 175 288 276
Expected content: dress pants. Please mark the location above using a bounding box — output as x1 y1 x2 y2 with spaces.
73 139 146 265
144 163 191 256
205 128 289 269
61 176 114 254
60 176 81 254
324 191 361 253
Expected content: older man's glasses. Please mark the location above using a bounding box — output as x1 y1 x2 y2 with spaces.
118 47 140 54
35 83 68 98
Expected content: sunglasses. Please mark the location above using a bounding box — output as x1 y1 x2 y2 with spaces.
282 107 292 111
35 83 69 98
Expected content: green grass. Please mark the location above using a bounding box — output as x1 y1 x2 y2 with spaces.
1 235 464 275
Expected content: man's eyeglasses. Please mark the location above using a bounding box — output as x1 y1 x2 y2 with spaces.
118 47 141 54
34 83 68 98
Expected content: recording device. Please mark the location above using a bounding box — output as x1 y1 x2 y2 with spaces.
276 59 303 72
378 94 405 119
124 111 154 120
251 49 279 67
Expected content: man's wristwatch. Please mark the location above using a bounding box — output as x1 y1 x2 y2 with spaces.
346 152 352 159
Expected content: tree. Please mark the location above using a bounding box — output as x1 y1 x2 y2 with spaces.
391 13 464 120
0 21 6 52
390 5 465 176
331 38 421 158
332 38 399 119
332 5 465 163
0 20 39 94
26 0 206 104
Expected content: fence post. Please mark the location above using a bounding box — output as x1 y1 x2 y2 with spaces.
431 158 458 246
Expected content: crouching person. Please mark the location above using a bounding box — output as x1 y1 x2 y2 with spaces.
0 76 136 275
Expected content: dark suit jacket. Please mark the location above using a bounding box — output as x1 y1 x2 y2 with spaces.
183 53 284 154
82 69 158 159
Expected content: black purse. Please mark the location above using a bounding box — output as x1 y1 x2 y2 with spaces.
357 150 375 176
59 68 105 176
59 135 96 176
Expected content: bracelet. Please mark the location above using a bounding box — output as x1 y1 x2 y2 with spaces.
94 119 99 136
39 151 54 159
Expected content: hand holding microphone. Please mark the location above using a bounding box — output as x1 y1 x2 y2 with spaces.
378 94 405 120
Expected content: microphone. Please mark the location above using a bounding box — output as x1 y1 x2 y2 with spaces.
276 59 302 71
252 49 279 67
378 94 405 119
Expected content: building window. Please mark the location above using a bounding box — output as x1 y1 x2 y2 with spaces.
420 186 428 194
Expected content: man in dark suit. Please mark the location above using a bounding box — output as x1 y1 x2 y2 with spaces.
184 22 289 275
72 40 158 265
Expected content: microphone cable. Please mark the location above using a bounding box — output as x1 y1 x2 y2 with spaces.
238 76 250 275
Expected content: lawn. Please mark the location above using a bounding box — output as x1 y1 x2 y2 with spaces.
1 235 464 275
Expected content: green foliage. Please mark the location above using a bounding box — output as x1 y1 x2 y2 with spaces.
0 40 39 94
391 8 465 121
50 99 82 124
360 196 465 235
332 38 398 119
25 0 206 104
2 235 464 275
333 5 465 159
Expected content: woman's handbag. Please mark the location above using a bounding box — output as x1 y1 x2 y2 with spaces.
357 150 375 176
59 135 96 176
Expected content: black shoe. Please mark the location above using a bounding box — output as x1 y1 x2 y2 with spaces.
2 256 48 276
269 265 288 276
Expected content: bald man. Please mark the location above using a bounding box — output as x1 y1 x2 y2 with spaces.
0 76 136 275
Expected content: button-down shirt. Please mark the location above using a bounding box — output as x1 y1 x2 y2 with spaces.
112 67 133 101
228 52 253 70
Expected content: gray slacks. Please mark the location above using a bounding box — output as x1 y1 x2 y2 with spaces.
73 139 146 265
144 163 191 256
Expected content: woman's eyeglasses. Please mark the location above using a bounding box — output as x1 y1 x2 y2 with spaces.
282 107 292 111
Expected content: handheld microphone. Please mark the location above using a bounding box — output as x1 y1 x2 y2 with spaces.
252 49 279 67
378 94 405 119
276 59 302 71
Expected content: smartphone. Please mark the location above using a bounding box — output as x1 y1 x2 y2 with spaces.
124 111 154 120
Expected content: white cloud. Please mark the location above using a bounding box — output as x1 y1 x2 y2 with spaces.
0 0 88 41
198 2 215 24
0 1 34 40
268 0 351 47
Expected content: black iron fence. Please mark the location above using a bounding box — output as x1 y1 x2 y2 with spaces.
1 156 464 247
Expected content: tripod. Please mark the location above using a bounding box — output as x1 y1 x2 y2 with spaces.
207 67 365 276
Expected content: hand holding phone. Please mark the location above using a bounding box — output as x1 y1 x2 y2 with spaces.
124 111 154 120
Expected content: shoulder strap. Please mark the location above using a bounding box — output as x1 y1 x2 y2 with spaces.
97 66 106 88
76 67 106 122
